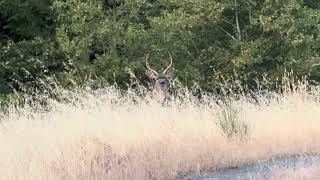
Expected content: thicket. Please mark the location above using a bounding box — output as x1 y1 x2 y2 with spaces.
1 0 320 97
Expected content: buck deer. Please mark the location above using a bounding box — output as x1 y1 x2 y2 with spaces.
144 54 175 104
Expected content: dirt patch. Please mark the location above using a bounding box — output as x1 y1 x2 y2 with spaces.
178 154 320 180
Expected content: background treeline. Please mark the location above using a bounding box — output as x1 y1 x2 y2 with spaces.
1 0 320 97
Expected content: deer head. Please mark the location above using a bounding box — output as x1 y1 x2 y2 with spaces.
145 54 174 100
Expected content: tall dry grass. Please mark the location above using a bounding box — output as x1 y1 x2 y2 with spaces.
0 82 320 180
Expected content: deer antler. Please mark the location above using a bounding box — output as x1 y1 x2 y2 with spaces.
163 52 173 74
145 54 158 75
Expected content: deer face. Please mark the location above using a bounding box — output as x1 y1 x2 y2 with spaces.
147 73 173 93
156 74 170 90
145 54 174 95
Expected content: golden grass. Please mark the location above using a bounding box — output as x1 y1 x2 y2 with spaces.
0 86 320 180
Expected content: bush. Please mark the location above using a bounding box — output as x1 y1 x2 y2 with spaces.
1 0 320 96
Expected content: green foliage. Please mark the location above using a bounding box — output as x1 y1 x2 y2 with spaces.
0 0 53 41
1 0 320 97
0 38 71 94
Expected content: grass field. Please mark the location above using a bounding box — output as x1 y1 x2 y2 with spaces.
1 84 320 180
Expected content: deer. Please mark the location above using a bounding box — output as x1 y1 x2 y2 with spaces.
144 54 175 104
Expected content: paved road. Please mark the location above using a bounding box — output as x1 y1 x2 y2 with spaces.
178 154 320 180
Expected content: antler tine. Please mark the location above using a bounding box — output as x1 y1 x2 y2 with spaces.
145 54 158 75
163 52 173 74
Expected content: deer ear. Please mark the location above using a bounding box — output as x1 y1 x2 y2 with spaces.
146 69 158 79
165 68 175 79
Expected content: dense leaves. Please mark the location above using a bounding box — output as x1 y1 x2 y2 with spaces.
1 0 320 95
